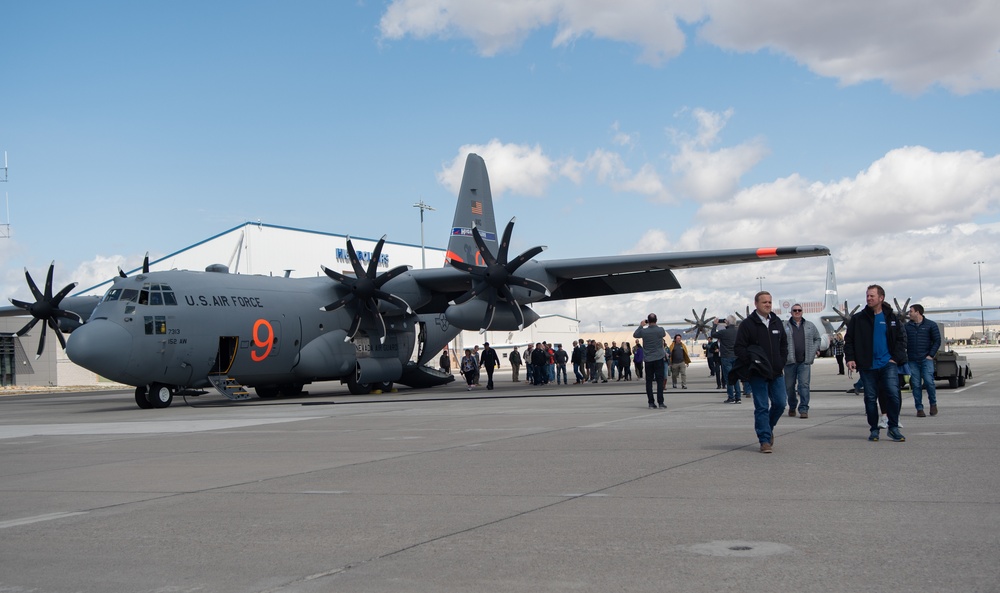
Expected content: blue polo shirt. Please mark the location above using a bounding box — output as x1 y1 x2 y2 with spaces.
872 312 891 370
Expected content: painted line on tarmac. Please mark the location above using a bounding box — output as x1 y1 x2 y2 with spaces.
0 512 88 530
0 418 324 440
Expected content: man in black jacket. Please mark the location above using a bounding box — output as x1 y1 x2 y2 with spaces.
479 342 501 390
734 291 788 454
844 284 907 442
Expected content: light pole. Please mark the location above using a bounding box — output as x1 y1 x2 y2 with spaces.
974 260 986 338
412 199 436 269
756 276 765 292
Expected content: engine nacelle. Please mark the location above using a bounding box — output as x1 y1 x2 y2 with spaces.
445 300 540 331
295 330 357 379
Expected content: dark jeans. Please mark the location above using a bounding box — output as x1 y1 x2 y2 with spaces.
835 354 845 374
747 374 786 444
484 366 495 390
644 359 666 405
721 356 740 400
860 363 902 430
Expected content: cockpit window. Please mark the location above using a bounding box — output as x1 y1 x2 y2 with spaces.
102 288 123 303
121 289 139 302
150 292 163 306
163 292 177 305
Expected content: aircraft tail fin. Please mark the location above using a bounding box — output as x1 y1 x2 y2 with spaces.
445 154 499 266
823 256 840 312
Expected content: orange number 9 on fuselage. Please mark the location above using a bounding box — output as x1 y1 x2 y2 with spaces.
251 319 273 362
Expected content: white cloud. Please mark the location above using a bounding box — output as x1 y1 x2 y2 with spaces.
380 0 1000 93
438 140 556 197
380 0 704 64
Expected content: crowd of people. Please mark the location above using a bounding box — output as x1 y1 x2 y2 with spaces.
440 284 943 453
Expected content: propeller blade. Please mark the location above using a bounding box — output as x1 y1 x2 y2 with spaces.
321 294 355 312
24 268 43 301
15 317 40 337
10 298 32 310
43 262 54 299
48 318 68 350
142 252 150 274
448 259 478 274
369 301 388 344
450 281 488 306
471 226 498 268
480 290 497 332
497 218 516 263
497 284 525 330
372 290 413 315
366 236 387 278
321 266 351 284
505 275 551 297
372 265 412 288
119 267 128 278
35 324 47 358
344 312 363 342
50 282 79 307
506 245 546 273
344 237 367 279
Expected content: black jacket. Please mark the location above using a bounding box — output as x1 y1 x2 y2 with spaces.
844 305 907 370
734 311 787 380
480 347 500 369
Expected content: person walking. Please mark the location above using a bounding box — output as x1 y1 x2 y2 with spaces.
734 291 788 453
844 284 907 443
713 316 742 403
479 342 501 390
460 349 478 390
509 346 522 383
905 304 941 417
633 314 667 408
633 340 644 379
783 303 823 419
832 332 846 375
554 344 569 385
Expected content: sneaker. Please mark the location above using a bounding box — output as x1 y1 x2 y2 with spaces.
930 404 938 416
916 409 926 417
760 443 773 454
723 398 736 404
682 385 687 389
799 412 809 419
658 403 667 409
788 409 797 417
868 429 880 442
878 414 889 429
649 404 657 409
887 427 906 442
735 399 742 404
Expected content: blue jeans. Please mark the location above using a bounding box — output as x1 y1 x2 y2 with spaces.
860 363 901 430
721 357 740 400
556 364 567 384
644 359 665 405
573 362 584 382
909 357 937 410
784 362 812 413
747 375 786 444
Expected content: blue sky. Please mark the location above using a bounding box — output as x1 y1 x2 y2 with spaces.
2 1 1000 331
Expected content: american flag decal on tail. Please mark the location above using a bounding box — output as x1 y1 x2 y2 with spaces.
471 201 483 215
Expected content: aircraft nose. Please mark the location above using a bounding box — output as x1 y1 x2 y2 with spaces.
66 320 133 380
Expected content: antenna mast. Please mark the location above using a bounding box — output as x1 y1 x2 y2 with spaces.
0 151 9 239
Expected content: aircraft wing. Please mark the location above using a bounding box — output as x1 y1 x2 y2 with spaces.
923 306 1000 315
539 245 831 301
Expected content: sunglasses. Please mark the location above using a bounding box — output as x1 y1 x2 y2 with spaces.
791 309 803 312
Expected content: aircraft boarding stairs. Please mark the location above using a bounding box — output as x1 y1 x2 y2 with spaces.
207 373 253 401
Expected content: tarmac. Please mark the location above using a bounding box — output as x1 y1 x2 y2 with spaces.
0 353 997 593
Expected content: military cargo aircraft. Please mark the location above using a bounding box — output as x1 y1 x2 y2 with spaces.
3 154 830 408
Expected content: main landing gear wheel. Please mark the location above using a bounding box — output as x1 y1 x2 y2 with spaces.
134 386 153 409
255 385 280 399
147 382 173 408
346 372 371 395
375 381 393 392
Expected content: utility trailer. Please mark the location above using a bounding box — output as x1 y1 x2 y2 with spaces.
934 350 971 388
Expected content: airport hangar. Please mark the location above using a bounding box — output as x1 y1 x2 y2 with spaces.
0 222 579 388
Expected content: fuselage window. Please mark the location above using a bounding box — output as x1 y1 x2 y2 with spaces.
155 316 167 334
144 316 154 335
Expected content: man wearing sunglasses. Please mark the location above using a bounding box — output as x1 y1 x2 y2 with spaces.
783 304 823 419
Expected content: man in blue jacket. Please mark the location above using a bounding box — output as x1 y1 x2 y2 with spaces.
845 285 907 442
734 291 788 453
905 304 941 417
